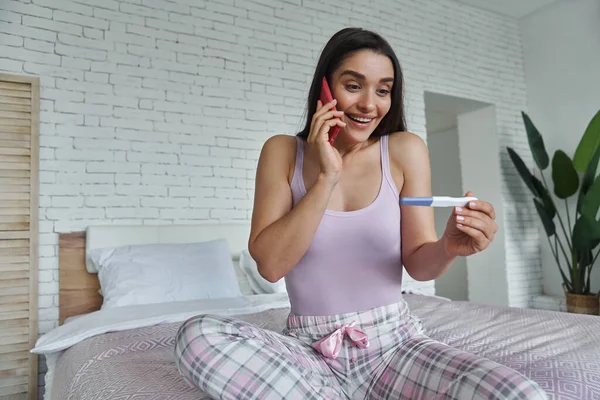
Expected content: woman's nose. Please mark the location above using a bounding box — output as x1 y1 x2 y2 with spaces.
357 91 375 112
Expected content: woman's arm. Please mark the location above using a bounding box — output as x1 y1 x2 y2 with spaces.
389 132 456 281
247 135 336 283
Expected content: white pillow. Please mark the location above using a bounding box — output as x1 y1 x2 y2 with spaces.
89 239 242 309
233 259 254 296
239 249 287 294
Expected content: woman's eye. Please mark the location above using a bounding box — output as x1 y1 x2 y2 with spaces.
346 84 360 91
377 89 390 96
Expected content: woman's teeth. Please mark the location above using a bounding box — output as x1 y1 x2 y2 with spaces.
349 116 373 123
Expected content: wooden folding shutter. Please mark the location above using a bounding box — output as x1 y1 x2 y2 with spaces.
0 73 39 400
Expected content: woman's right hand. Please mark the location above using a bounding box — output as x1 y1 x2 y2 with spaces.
307 99 346 185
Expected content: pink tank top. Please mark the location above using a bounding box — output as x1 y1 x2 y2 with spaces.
286 135 403 316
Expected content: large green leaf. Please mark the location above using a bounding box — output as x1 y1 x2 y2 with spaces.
551 150 579 199
573 109 600 172
573 214 600 253
534 198 556 237
522 111 550 170
577 144 600 213
531 175 556 219
507 147 538 196
581 175 600 220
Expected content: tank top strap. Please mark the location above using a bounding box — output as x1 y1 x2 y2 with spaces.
291 136 305 199
380 134 399 197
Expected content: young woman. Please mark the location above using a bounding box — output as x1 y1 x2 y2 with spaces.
175 28 548 400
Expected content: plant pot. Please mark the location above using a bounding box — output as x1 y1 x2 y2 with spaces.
563 285 600 315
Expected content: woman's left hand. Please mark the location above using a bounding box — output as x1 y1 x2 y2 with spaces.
442 191 498 257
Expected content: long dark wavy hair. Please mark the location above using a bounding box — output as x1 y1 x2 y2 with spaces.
296 27 407 140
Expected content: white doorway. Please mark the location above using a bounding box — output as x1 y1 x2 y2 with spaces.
424 92 509 306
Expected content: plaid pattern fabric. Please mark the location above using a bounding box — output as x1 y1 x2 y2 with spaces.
175 299 548 400
174 314 345 399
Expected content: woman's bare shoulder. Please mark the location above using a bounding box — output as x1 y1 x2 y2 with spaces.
260 134 298 160
387 131 429 166
387 130 426 149
262 133 298 150
257 134 299 180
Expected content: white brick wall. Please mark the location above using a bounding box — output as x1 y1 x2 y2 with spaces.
0 0 543 397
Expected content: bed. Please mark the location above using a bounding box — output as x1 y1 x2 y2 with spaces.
31 223 600 400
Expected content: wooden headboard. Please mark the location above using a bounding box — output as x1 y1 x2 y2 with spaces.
58 231 102 325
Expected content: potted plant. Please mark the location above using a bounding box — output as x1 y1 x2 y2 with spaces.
507 109 600 315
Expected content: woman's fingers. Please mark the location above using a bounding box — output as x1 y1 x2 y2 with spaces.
308 108 345 143
317 118 346 142
454 206 497 238
316 99 322 112
312 99 339 122
466 197 496 221
455 213 495 241
315 110 344 126
456 224 490 249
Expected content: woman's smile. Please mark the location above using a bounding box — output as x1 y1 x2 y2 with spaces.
345 113 378 130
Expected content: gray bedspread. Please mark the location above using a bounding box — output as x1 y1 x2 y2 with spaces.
50 295 600 399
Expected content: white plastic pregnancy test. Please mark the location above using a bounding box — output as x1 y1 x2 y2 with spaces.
399 196 478 207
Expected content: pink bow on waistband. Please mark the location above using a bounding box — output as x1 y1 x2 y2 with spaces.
311 321 370 359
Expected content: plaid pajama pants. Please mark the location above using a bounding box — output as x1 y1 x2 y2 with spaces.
174 299 548 400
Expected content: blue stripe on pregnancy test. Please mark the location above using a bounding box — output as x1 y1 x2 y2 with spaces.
400 196 478 207
399 197 434 206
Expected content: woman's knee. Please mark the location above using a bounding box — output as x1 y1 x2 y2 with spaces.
509 375 548 400
445 364 548 400
176 313 242 350
180 312 224 332
176 314 216 347
491 366 548 400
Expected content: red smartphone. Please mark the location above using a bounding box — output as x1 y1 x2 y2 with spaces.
319 76 341 145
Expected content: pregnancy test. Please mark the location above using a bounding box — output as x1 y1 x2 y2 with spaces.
399 196 478 207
